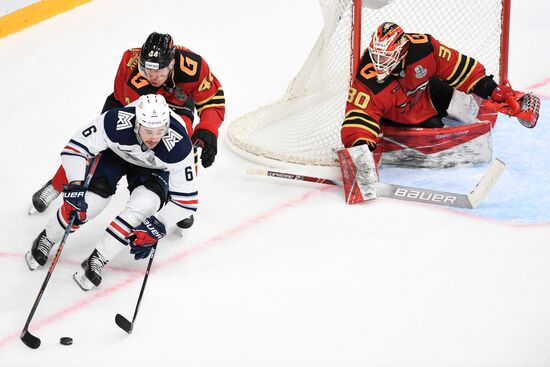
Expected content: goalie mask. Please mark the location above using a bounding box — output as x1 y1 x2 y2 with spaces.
368 22 408 82
134 94 170 138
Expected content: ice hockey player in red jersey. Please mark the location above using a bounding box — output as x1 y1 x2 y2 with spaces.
25 94 199 290
338 22 540 204
30 32 225 230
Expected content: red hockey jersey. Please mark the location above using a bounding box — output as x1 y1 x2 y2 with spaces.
341 33 488 148
113 46 225 136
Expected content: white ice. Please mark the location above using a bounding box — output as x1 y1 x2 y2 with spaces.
1 0 550 366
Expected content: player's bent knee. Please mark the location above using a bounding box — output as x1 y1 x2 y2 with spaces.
142 180 168 210
124 186 162 222
88 177 114 199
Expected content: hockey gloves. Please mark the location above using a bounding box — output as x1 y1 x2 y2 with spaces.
490 83 516 104
488 83 540 128
192 129 217 168
61 183 88 225
127 216 166 260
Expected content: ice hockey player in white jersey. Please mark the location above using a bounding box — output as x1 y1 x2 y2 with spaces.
25 94 198 290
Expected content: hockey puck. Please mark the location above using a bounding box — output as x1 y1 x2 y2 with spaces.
59 337 73 345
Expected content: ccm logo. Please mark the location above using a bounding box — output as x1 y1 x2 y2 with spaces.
394 188 456 204
64 192 84 198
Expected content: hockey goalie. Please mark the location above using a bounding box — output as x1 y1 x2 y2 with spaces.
338 22 540 204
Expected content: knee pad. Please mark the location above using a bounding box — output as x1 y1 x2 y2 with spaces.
142 180 168 210
88 177 114 198
120 186 161 226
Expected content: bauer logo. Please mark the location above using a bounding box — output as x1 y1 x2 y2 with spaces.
393 188 456 205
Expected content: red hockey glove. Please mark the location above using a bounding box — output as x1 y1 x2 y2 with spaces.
61 183 88 225
490 83 515 103
485 91 540 128
127 216 166 260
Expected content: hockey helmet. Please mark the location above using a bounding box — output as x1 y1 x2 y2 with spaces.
135 94 170 135
368 22 408 82
139 32 176 70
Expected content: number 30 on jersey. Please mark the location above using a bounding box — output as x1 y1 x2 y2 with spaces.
348 87 370 109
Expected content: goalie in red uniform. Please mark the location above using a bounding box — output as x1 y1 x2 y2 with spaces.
30 32 225 228
339 22 540 204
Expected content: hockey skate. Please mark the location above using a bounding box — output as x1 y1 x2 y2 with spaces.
176 215 194 237
29 180 60 214
25 230 54 271
73 249 108 291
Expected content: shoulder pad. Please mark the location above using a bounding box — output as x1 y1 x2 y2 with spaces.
173 49 203 83
355 52 395 94
103 107 139 145
404 33 435 64
156 116 193 163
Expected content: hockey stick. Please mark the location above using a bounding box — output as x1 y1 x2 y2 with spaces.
21 155 101 349
247 158 505 209
115 245 157 334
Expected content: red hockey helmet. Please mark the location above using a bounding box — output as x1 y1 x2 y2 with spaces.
368 22 408 82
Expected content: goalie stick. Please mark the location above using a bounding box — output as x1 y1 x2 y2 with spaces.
115 245 156 334
247 158 505 209
21 155 101 349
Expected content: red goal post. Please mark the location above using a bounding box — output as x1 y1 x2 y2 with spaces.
227 0 511 169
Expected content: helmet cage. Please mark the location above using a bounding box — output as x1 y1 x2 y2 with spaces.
368 23 408 82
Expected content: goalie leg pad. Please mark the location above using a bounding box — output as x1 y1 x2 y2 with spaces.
337 145 378 205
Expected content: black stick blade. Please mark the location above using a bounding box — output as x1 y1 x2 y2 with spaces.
21 330 41 349
115 314 133 334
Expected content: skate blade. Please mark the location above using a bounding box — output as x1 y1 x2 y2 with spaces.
25 251 40 271
73 271 94 291
28 204 38 215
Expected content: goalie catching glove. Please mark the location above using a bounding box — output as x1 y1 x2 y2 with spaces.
488 83 540 128
127 216 166 260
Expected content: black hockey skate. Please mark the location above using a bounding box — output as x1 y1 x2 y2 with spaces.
30 180 60 214
176 215 194 229
73 249 108 291
25 230 54 271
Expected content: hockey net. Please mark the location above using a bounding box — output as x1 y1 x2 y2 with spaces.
227 0 510 169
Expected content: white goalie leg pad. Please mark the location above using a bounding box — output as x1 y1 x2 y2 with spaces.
446 90 481 124
337 145 378 204
44 192 110 244
95 186 161 261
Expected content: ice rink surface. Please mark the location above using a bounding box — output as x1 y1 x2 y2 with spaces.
1 1 549 366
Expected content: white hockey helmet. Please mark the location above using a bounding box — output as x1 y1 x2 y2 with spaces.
135 94 170 133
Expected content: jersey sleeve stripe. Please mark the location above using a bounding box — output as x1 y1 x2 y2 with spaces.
447 55 476 88
69 139 92 156
169 190 198 197
453 60 478 89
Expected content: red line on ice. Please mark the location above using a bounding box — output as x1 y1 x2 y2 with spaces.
0 186 333 349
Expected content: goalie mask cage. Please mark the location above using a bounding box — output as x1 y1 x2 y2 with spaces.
227 0 511 168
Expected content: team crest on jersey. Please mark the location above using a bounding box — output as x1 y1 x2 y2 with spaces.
175 86 187 101
414 65 427 79
117 111 134 130
162 129 183 151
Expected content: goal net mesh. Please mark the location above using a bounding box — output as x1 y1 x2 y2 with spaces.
227 0 506 167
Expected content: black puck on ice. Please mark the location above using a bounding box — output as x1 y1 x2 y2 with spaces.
60 337 73 345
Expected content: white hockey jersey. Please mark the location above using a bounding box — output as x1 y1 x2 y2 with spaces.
60 106 198 227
